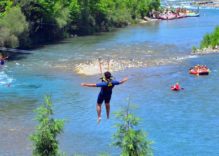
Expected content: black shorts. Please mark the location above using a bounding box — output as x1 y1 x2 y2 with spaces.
97 93 111 104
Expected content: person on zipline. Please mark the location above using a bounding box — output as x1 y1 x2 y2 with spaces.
81 71 128 124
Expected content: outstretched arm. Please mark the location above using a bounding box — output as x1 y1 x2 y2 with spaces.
119 77 128 84
1 56 9 60
81 83 97 87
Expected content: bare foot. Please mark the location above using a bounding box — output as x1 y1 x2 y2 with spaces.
97 117 101 124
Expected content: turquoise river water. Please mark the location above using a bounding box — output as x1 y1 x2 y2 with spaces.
0 9 219 156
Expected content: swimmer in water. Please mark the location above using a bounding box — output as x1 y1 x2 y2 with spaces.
0 53 8 66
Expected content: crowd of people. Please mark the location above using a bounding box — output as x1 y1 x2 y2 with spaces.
149 7 199 20
189 64 210 75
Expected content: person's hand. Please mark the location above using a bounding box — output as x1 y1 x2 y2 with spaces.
123 77 128 82
120 77 128 84
81 83 85 86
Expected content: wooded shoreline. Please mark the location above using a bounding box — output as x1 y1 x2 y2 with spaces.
0 0 160 50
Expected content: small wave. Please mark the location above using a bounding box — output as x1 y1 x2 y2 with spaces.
0 71 13 86
175 55 198 61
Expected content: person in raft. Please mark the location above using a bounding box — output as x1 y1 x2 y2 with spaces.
81 71 128 124
171 82 181 91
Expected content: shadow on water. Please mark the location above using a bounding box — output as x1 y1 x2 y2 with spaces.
0 97 38 118
0 50 31 61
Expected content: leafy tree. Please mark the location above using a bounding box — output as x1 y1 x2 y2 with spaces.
0 6 28 48
0 0 13 16
77 0 96 35
200 33 211 49
0 0 160 47
92 0 114 31
20 0 70 45
110 0 131 27
34 0 70 28
113 100 153 156
149 0 160 11
30 96 64 156
200 26 219 49
210 26 219 48
125 0 140 19
68 0 81 23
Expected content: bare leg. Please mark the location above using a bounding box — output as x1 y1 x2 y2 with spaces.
96 103 102 124
105 103 110 119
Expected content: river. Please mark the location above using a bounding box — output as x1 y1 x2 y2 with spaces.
0 9 219 156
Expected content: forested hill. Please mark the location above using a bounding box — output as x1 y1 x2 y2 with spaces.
0 0 160 49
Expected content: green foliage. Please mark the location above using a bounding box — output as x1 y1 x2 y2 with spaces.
1 0 160 47
192 46 197 52
0 0 13 17
30 96 64 156
200 33 211 49
210 26 219 48
72 0 160 34
149 0 160 11
69 0 81 21
113 100 153 156
20 0 68 45
98 153 110 156
34 0 70 28
0 6 28 48
200 26 219 49
109 0 131 26
140 0 160 17
53 2 70 28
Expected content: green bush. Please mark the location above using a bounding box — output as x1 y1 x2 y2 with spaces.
192 46 197 52
200 26 219 49
0 0 13 17
0 6 28 48
113 100 153 156
30 96 64 156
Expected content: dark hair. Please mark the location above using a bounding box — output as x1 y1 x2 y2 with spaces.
104 71 112 79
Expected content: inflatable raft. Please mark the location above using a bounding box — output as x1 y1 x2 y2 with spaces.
189 69 209 75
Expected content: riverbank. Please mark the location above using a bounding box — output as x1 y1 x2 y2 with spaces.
193 0 219 8
192 47 219 55
139 16 159 23
0 0 161 50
